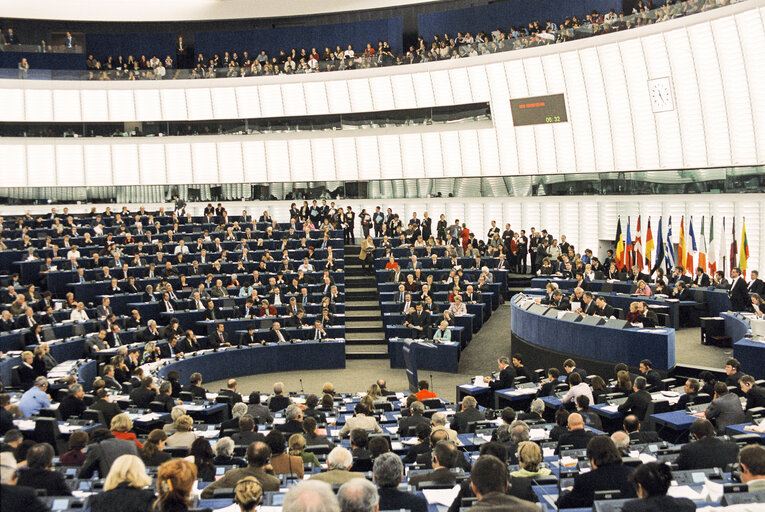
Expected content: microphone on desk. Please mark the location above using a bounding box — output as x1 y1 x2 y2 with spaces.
300 378 304 393
430 373 433 394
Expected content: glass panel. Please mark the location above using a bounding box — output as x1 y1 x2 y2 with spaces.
0 166 762 204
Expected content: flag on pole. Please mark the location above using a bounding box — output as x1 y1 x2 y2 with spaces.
730 217 737 276
678 216 686 272
708 216 716 275
615 218 625 271
687 217 697 273
645 217 654 269
740 218 749 277
626 217 633 271
635 216 644 271
651 217 665 275
665 216 676 271
667 217 676 270
698 216 707 274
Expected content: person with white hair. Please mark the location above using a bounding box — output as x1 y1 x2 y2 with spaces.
337 478 379 512
309 447 365 484
519 398 545 422
163 405 188 435
611 431 630 456
220 402 248 432
0 451 49 512
283 480 340 512
373 453 427 512
213 437 246 467
452 396 486 433
17 376 50 418
276 404 304 435
430 411 458 441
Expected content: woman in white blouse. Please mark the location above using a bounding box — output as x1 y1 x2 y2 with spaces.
70 302 89 322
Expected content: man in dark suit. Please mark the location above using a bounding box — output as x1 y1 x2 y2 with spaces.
622 414 660 444
129 377 158 408
451 396 486 434
483 356 516 390
238 325 261 346
398 401 430 436
231 416 266 446
672 281 693 301
748 270 764 294
159 336 182 359
638 302 659 327
618 376 652 421
374 453 428 512
404 303 430 339
182 372 207 399
267 382 292 412
563 359 588 384
266 322 292 344
740 375 765 411
556 413 595 454
639 359 663 389
676 419 739 470
692 267 711 287
578 292 598 316
556 435 637 508
407 440 459 488
308 319 328 341
0 455 50 512
155 382 179 412
138 320 162 342
209 323 231 348
728 267 750 311
676 378 701 410
705 381 746 434
536 368 560 398
549 290 570 311
594 296 615 317
219 379 243 404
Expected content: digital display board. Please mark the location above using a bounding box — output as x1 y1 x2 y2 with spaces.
510 93 568 126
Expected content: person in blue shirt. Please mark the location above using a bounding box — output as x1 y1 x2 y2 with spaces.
17 376 51 418
433 320 452 343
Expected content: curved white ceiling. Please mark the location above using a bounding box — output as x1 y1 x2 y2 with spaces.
1 0 444 22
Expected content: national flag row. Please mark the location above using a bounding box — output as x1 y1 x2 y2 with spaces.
614 215 750 278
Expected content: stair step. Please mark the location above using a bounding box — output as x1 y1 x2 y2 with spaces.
345 325 384 334
345 310 381 319
345 331 386 341
346 300 379 309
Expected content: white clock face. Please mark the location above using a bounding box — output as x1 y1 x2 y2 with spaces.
648 78 674 112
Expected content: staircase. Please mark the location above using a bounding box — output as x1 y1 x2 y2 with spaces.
344 245 388 359
507 274 533 300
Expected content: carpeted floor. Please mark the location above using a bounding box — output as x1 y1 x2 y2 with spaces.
208 304 732 402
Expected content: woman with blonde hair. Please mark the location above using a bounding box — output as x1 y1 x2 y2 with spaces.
234 476 263 512
635 279 652 297
164 406 187 435
90 454 154 512
511 441 551 478
366 383 382 401
154 459 197 512
626 302 642 323
166 415 196 448
111 413 143 449
288 433 320 466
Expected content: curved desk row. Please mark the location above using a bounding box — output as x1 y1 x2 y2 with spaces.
510 296 675 374
523 286 692 330
156 340 346 383
530 277 733 317
724 312 765 380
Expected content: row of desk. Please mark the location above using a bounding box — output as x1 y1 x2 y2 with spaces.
511 295 676 371
531 277 734 318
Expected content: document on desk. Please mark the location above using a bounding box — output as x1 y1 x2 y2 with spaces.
134 412 163 422
471 376 489 388
422 484 461 506
530 428 548 441
505 387 538 396
667 485 702 500
601 404 620 413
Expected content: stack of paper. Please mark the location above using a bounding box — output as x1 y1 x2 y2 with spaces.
422 484 461 506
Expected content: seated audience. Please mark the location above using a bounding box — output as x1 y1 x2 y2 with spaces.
88 454 155 512
622 461 695 512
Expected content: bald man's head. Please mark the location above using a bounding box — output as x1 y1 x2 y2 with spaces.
568 412 584 430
